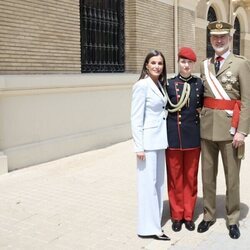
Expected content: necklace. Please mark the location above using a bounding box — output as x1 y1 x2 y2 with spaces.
179 75 193 82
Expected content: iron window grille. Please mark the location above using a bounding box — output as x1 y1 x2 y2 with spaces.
206 7 217 58
233 17 240 55
80 0 125 73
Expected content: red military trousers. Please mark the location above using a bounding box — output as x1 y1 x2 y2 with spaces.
166 148 200 221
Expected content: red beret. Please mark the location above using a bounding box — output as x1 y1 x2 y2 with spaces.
178 47 197 62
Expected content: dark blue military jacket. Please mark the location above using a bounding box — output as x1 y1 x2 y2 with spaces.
167 74 204 149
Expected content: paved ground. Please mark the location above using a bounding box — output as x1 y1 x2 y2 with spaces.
0 137 249 250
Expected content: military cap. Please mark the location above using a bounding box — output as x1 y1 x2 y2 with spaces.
208 21 232 35
178 47 197 62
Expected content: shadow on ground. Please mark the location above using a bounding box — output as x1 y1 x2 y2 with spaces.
162 195 249 226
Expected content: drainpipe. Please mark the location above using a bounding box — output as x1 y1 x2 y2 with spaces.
174 0 178 74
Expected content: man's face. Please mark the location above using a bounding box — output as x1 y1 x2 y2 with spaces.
210 34 232 55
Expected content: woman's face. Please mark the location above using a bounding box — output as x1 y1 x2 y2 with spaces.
179 58 194 77
146 55 164 82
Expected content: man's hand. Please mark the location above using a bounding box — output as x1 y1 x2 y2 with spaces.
232 132 245 148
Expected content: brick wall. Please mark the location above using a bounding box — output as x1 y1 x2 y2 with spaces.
1 0 249 75
0 0 81 74
125 0 174 74
124 0 137 73
195 27 207 73
178 7 196 49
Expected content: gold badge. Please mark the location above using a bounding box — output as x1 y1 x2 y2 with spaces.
216 23 223 29
221 75 227 83
226 84 232 90
231 76 237 84
222 71 236 90
226 71 232 77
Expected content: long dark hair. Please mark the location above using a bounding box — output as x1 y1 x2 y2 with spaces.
138 49 167 87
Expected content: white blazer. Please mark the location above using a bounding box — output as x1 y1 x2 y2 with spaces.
131 77 168 152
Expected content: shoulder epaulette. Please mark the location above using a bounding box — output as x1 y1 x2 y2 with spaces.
167 75 177 81
202 57 211 62
235 54 247 60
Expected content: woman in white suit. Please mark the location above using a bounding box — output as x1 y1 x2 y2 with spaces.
131 50 170 240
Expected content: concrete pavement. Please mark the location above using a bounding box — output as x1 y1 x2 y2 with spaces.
0 137 250 250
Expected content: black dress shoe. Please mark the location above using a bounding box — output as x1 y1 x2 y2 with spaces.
197 220 215 233
172 220 183 232
153 233 171 241
229 224 240 239
184 220 195 231
138 233 170 241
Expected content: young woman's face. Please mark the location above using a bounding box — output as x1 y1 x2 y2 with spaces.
179 58 194 77
146 55 164 82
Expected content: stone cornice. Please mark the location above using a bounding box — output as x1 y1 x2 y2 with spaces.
179 0 199 11
157 0 174 6
157 0 199 11
196 18 209 29
0 74 138 95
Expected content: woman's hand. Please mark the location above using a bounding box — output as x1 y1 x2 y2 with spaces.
136 152 145 161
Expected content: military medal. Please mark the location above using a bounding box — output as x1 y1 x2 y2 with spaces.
222 71 237 91
226 84 232 90
231 76 237 84
221 75 227 83
226 71 232 77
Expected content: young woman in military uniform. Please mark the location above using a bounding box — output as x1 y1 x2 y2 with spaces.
165 47 204 232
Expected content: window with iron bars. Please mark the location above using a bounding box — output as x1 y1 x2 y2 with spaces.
80 0 125 73
233 17 240 55
206 6 217 58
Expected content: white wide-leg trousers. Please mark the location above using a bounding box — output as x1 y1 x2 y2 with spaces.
137 149 166 236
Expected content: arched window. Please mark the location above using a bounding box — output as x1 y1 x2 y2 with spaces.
207 7 217 58
233 17 240 55
80 0 125 73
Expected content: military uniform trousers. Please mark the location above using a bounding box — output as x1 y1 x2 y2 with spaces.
166 148 200 221
137 149 165 236
201 139 241 225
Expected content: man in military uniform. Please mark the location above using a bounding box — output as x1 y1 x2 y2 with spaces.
197 21 250 239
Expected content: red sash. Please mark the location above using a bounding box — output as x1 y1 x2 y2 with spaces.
204 97 241 128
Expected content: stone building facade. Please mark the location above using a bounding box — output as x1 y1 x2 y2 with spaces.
0 0 249 171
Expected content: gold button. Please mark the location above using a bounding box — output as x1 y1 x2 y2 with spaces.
179 121 181 125
179 115 182 118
